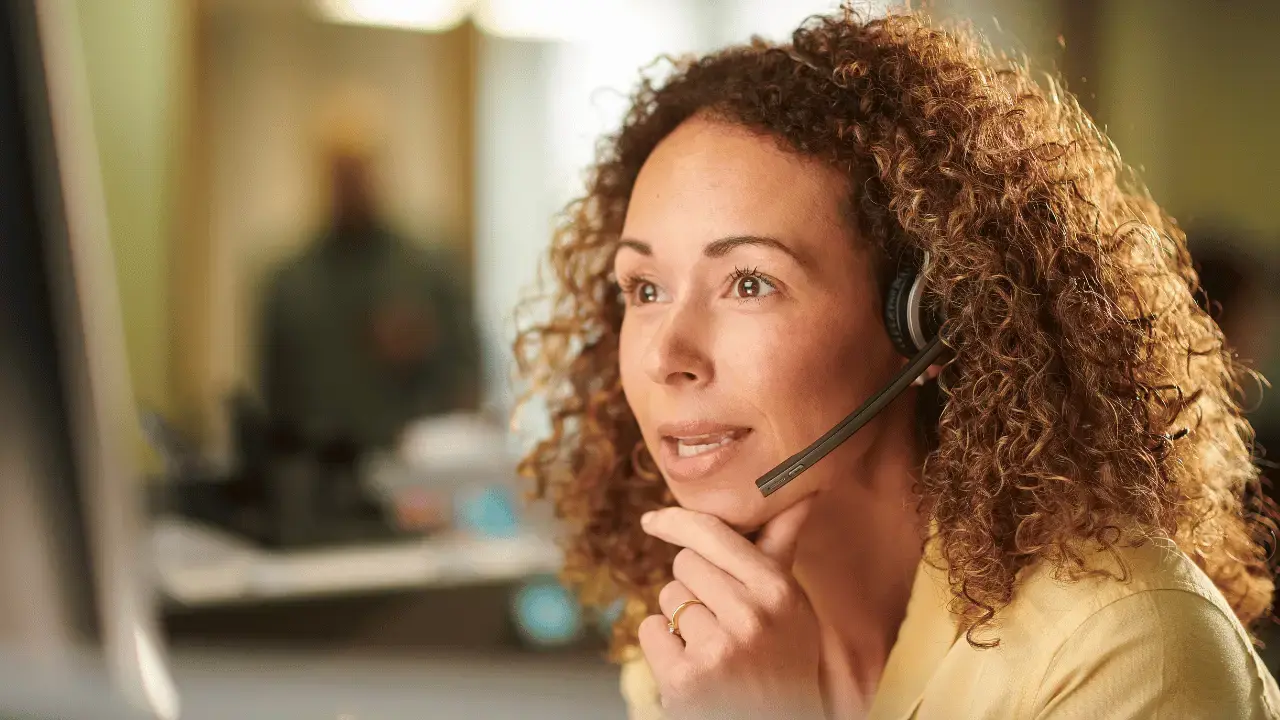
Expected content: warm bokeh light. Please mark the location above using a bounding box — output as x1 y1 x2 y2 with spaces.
313 0 471 32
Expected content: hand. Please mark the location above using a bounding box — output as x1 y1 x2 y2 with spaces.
638 499 825 720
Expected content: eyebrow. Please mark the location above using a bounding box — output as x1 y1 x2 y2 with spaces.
616 234 813 269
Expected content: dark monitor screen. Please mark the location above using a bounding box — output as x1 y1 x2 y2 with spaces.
0 0 96 645
0 0 177 717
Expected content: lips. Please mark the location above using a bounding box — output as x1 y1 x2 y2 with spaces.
674 432 740 458
655 421 753 482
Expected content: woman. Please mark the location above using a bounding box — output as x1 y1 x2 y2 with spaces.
515 7 1280 719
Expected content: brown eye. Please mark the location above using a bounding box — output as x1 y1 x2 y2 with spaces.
731 271 776 299
620 276 667 306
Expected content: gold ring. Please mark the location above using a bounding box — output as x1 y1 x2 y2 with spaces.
667 599 705 638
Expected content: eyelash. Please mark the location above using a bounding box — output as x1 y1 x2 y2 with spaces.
616 267 779 306
616 272 652 306
726 266 778 300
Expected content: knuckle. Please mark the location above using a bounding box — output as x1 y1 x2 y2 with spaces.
757 576 795 610
671 548 699 579
655 508 685 528
690 513 718 533
736 606 768 638
703 636 732 665
658 580 685 610
762 554 790 575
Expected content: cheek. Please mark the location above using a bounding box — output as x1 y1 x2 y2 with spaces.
739 337 822 417
722 314 878 439
617 319 650 425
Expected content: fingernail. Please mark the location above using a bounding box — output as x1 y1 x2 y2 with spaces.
641 511 655 526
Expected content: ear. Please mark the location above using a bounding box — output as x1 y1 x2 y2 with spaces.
910 363 943 387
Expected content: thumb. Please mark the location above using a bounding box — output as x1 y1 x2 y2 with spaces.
755 496 815 568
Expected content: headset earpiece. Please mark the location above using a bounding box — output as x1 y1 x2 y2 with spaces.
883 251 935 357
884 269 918 357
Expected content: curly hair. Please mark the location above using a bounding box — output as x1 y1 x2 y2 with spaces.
513 6 1275 655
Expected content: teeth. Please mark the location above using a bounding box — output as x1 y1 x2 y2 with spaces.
675 434 737 458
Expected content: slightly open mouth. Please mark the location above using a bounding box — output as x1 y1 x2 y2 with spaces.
668 429 749 458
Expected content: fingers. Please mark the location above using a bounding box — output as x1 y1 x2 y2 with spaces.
754 496 815 567
641 507 774 584
670 547 744 616
638 614 684 670
658 579 719 644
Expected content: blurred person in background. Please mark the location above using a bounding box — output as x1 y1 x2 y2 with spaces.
258 116 478 454
516 6 1280 719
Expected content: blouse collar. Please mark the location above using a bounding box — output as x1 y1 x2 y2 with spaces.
867 545 963 720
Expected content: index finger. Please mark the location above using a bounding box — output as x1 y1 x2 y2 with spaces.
641 507 774 585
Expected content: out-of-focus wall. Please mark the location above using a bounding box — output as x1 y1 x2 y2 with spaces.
942 0 1065 66
1099 1 1280 239
73 0 187 411
73 0 189 466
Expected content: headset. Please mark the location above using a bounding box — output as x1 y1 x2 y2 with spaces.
755 251 945 497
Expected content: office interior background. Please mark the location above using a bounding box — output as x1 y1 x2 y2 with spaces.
7 0 1280 717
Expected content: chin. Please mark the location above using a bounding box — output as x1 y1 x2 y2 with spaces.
666 482 778 533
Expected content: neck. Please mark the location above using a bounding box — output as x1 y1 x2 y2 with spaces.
791 405 926 716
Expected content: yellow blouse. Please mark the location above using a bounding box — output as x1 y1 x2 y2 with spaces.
620 537 1280 719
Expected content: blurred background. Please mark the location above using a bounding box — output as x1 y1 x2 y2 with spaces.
4 0 1279 717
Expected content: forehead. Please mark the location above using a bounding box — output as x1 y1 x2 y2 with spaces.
622 117 854 247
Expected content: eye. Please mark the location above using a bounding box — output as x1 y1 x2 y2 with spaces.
637 281 661 304
618 274 668 306
728 267 778 300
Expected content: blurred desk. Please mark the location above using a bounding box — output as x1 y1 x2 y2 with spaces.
0 644 627 720
167 646 626 720
152 516 562 608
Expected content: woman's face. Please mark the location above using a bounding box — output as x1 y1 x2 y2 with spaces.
616 117 910 530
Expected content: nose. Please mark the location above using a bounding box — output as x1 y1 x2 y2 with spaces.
643 302 714 388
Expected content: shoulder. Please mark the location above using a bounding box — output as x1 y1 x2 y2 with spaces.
1005 536 1222 630
993 538 1280 717
1030 585 1279 717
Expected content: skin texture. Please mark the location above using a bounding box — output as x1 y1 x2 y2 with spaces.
615 118 908 531
513 8 1275 703
616 118 933 716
